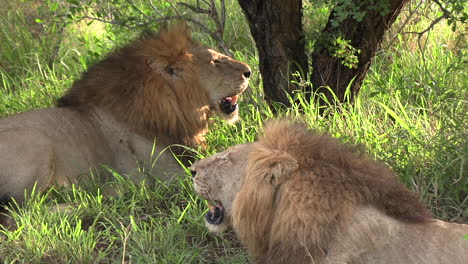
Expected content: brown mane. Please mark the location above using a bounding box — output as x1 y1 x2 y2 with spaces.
57 23 212 147
192 119 464 264
258 119 431 223
230 119 433 261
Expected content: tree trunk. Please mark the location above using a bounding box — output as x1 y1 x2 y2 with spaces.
311 0 409 104
238 0 308 107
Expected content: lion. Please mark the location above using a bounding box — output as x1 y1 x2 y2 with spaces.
191 119 468 264
0 23 251 208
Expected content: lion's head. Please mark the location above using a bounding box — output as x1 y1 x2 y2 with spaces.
191 119 432 261
190 143 254 232
57 23 251 147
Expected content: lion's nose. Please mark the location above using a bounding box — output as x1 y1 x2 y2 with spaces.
243 71 251 78
190 169 197 177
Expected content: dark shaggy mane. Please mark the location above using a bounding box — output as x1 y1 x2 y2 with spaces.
260 119 432 223
57 23 211 148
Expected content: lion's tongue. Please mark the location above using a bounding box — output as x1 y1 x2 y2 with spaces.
205 203 225 225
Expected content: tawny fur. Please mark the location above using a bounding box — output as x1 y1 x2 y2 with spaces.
234 120 432 262
191 119 467 264
0 23 250 214
60 24 217 147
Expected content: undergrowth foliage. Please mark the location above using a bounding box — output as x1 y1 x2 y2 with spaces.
0 0 466 263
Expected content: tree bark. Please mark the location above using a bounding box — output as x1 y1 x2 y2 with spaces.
238 0 308 107
311 0 409 104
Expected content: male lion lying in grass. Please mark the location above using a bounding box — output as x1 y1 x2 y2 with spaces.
191 119 467 264
0 23 251 210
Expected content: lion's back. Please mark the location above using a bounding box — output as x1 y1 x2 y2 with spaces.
0 108 113 188
0 107 106 149
326 206 468 264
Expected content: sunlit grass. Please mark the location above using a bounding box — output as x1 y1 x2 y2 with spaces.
1 173 249 263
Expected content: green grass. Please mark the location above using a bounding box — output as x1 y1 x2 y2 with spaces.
0 0 467 263
1 175 249 263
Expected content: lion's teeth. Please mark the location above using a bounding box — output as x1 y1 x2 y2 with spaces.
223 95 238 104
207 203 215 211
231 95 239 104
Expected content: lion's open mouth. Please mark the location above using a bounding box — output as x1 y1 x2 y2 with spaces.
219 95 239 115
205 202 225 225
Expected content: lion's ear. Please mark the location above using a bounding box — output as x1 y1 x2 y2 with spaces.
268 153 298 186
147 58 182 77
252 147 298 187
147 57 159 70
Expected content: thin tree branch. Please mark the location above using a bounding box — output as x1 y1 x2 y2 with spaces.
81 1 232 56
81 16 127 26
220 0 226 31
402 14 447 36
432 0 452 17
149 0 164 16
416 30 439 90
81 14 218 42
167 0 181 16
401 0 454 36
175 0 231 56
394 0 454 91
124 0 146 16
385 0 423 50
178 2 211 14
208 0 221 34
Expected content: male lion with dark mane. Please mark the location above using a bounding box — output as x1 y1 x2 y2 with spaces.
191 119 467 264
0 23 250 209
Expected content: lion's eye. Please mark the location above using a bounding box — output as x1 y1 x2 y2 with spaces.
211 59 220 64
165 65 175 75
